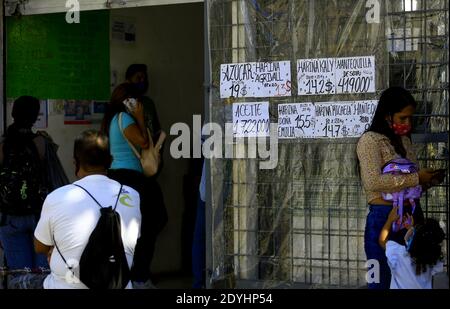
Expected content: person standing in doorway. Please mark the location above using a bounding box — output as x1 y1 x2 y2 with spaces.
125 64 168 284
102 83 164 288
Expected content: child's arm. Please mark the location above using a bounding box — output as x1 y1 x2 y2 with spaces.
379 206 399 250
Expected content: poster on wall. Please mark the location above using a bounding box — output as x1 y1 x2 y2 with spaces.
313 100 378 138
233 102 270 137
34 100 48 129
64 100 92 125
297 56 376 95
278 103 315 139
111 18 136 43
220 61 292 98
91 101 108 124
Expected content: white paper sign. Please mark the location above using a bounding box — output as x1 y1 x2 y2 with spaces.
233 102 270 137
297 56 376 95
34 100 48 129
314 100 378 138
297 58 336 95
278 103 315 139
220 61 292 98
335 56 375 94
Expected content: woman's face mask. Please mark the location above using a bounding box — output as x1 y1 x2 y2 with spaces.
130 72 148 94
388 105 415 136
392 123 412 136
135 81 148 93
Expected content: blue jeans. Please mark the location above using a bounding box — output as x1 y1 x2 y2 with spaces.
364 203 424 289
0 214 48 270
192 195 205 288
364 205 392 289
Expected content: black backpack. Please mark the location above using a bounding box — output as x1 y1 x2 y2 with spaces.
54 184 131 289
0 136 47 215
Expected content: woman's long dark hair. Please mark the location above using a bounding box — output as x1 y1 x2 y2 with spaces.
101 83 141 136
408 218 445 275
367 86 417 157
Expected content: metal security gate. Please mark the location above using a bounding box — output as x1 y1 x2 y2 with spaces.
205 0 449 288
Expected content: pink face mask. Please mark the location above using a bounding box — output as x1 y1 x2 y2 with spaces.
392 123 412 136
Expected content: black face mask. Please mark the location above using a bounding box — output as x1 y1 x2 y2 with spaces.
134 81 149 95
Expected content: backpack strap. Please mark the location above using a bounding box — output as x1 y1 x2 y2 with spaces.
73 183 123 210
52 234 76 279
52 183 124 281
53 235 72 270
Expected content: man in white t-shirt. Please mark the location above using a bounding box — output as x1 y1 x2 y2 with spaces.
33 130 141 289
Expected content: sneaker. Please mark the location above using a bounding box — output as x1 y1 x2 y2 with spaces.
132 279 157 289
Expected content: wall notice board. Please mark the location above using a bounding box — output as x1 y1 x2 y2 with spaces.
6 10 110 100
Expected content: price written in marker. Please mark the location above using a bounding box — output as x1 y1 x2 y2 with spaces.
297 56 376 96
233 102 270 137
221 61 292 98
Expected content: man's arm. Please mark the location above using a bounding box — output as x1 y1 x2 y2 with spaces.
379 206 399 249
34 237 52 255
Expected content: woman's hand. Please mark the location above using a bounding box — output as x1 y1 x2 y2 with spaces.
402 213 414 229
130 100 145 121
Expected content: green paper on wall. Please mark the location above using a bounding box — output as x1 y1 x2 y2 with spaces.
6 10 110 100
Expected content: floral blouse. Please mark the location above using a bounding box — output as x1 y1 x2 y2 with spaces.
356 131 419 204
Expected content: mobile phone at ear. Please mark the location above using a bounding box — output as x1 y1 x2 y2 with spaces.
123 98 137 113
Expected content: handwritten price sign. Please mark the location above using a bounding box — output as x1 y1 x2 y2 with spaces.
276 101 377 139
233 102 270 137
297 58 336 96
220 61 292 99
278 103 315 139
314 101 378 138
297 56 376 96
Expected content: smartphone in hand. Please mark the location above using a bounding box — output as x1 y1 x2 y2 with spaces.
123 98 137 113
430 169 446 185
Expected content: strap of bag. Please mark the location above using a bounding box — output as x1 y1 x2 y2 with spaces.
118 112 144 160
73 183 122 211
52 183 123 275
53 234 75 276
